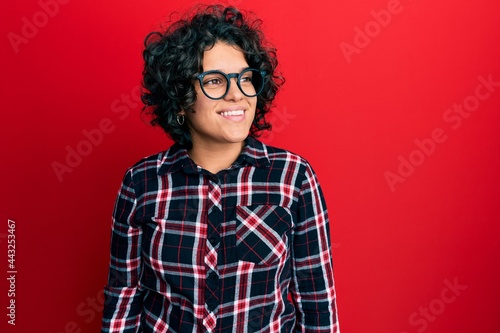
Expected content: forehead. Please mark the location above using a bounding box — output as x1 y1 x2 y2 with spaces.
202 42 248 72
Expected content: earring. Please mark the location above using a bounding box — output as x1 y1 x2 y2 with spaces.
176 114 185 125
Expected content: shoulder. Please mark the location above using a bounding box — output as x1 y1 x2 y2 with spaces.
261 141 313 170
264 143 306 163
122 143 193 184
124 143 185 180
127 150 167 175
256 140 319 183
117 147 175 193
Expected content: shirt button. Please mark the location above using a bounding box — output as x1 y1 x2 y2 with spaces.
207 302 217 312
209 237 219 245
209 272 218 281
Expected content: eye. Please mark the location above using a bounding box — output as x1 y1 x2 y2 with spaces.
204 78 223 86
202 72 226 88
240 74 253 83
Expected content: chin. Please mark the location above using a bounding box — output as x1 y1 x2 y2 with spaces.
224 133 248 143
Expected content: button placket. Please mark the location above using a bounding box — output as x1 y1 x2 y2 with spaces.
204 177 222 332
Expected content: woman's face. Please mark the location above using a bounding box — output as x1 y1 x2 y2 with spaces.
182 41 257 149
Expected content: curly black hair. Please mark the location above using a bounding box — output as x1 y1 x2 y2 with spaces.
141 4 284 148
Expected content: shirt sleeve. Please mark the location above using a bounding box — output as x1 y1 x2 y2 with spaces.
291 163 340 333
101 169 143 333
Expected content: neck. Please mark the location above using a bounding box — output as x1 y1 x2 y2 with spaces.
188 141 245 174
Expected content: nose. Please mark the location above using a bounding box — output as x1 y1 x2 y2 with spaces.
224 77 244 101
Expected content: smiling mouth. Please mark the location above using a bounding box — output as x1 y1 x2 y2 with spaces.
218 110 245 117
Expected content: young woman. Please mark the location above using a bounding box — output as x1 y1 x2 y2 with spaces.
102 5 339 332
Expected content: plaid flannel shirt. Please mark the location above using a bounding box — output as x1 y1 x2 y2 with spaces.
101 137 339 333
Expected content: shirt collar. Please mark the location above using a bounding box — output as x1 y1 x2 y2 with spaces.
158 137 270 176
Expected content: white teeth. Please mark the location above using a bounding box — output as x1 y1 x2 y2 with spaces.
220 110 244 117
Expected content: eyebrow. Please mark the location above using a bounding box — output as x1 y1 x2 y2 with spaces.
203 67 250 73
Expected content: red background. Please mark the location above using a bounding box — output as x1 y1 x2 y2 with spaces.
1 0 500 332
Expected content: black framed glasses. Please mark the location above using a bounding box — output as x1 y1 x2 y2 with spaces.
196 68 267 100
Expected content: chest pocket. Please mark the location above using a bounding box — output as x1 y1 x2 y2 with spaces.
235 205 292 266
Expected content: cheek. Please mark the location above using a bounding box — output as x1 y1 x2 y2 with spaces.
192 94 214 113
